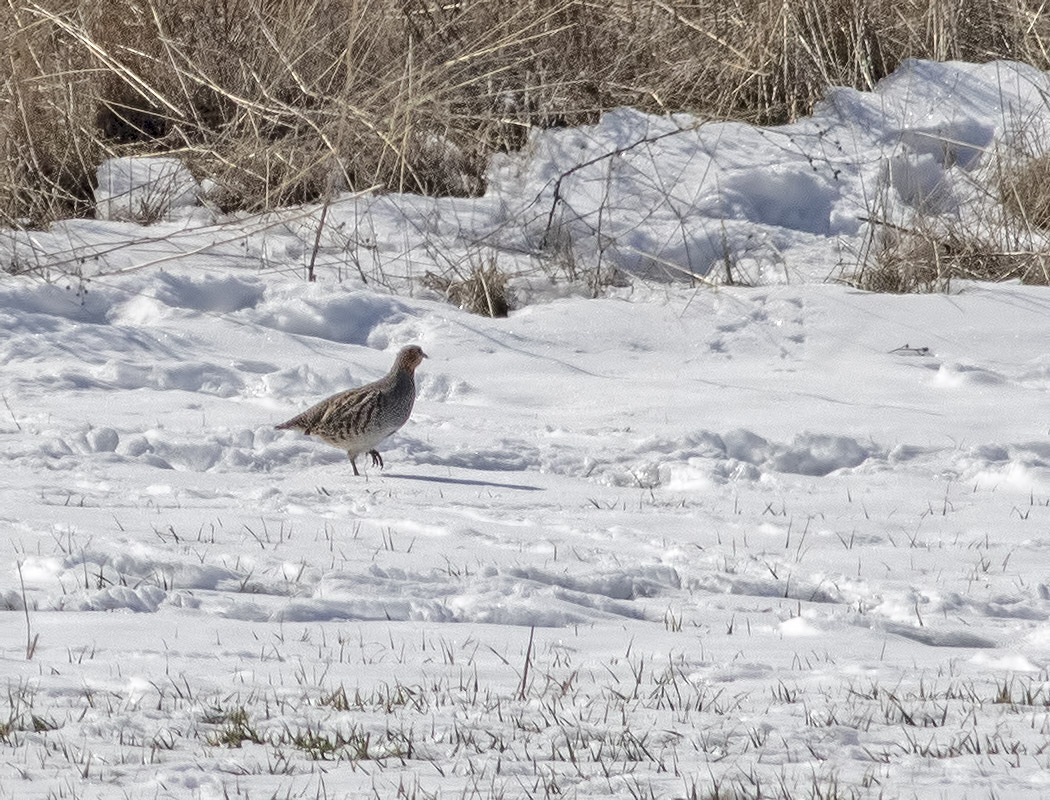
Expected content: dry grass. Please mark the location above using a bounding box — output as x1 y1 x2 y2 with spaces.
4 0 1050 228
423 261 510 317
996 128 1050 230
853 216 1050 293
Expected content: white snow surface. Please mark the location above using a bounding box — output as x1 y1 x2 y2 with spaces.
2 59 1050 799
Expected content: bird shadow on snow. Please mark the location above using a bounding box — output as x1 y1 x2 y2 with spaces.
383 472 543 491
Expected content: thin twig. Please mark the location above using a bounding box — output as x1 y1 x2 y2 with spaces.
16 561 38 660
2 394 20 432
306 181 334 283
542 124 702 249
517 626 535 701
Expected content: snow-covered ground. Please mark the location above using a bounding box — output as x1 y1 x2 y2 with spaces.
3 59 1050 799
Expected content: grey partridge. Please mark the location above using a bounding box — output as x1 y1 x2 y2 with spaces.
275 345 426 474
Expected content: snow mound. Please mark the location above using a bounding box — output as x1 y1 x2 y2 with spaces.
94 156 201 222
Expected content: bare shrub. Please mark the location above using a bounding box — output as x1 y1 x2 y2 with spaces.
1 3 105 226
423 260 510 317
852 219 1050 293
995 130 1050 231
